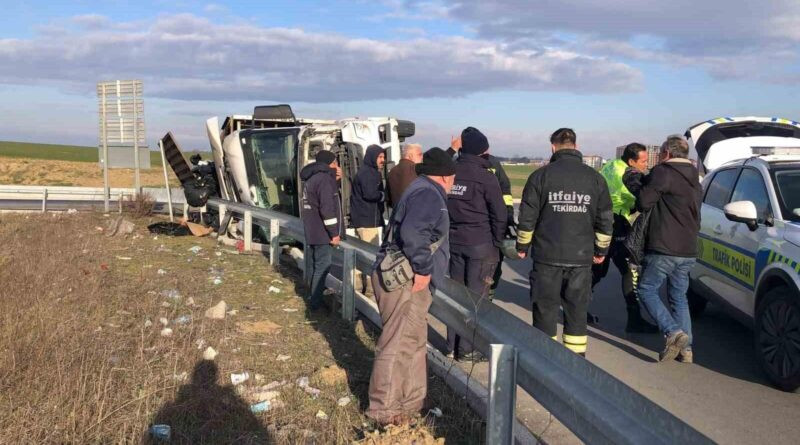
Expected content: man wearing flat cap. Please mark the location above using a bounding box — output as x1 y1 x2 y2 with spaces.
367 148 456 426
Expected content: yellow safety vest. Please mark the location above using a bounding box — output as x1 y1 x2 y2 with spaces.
600 159 635 219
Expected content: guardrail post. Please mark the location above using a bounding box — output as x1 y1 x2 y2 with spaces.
487 344 517 445
218 204 227 228
183 202 189 219
118 192 123 214
269 219 280 266
341 246 356 322
41 188 47 213
244 211 253 252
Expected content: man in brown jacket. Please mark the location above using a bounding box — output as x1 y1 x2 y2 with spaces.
386 143 423 207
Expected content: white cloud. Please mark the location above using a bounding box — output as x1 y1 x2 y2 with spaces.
0 13 641 103
426 0 800 83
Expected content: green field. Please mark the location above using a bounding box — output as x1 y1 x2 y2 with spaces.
502 163 537 198
0 140 209 167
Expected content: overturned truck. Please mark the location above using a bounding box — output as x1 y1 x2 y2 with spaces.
161 104 414 240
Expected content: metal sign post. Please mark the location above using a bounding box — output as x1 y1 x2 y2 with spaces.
97 80 147 207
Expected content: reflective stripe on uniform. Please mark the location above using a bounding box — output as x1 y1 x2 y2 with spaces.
595 232 612 249
323 218 338 226
563 334 587 354
503 194 514 206
517 230 534 245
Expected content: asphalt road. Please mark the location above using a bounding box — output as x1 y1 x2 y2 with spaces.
428 256 800 444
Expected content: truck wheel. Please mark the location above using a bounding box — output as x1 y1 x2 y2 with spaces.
687 287 708 318
755 286 800 392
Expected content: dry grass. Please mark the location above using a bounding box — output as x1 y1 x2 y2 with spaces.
0 212 482 444
0 157 180 188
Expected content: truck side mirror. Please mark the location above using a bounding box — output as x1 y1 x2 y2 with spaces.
724 201 758 231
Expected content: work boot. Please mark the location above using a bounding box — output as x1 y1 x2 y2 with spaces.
677 348 693 364
625 304 659 333
659 330 689 362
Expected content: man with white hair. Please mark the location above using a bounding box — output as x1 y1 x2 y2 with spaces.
387 143 423 207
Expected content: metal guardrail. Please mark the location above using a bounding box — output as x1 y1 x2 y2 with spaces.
0 186 713 444
206 198 713 445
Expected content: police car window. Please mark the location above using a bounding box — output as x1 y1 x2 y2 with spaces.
730 168 771 222
774 169 800 223
704 168 739 210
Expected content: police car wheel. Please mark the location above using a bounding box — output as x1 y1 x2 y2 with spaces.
755 286 800 392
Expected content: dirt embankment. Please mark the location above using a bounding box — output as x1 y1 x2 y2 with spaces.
0 157 179 187
0 213 482 443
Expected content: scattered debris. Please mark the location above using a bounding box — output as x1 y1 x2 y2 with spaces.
237 320 282 335
188 246 203 254
276 354 291 362
149 424 171 441
247 280 253 285
160 289 181 301
186 297 196 306
66 208 78 214
248 389 281 404
160 328 173 337
231 372 250 385
337 396 352 407
175 315 192 325
254 374 265 383
313 364 348 387
195 339 207 350
106 217 135 237
268 286 281 294
250 400 272 414
159 317 169 326
204 301 227 320
186 221 214 237
160 302 171 308
282 308 298 313
226 310 238 316
215 251 222 257
148 222 190 236
203 347 218 361
144 319 153 328
296 376 310 388
115 256 132 261
316 410 329 421
156 245 171 253
428 407 443 418
272 279 284 285
116 310 131 316
212 277 223 285
157 268 167 275
173 371 188 382
100 264 109 271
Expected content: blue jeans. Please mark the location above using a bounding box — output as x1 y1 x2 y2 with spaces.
638 254 696 347
305 244 332 309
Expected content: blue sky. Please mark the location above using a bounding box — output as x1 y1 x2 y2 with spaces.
0 0 798 158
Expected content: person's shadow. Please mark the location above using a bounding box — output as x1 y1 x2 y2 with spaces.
143 360 272 444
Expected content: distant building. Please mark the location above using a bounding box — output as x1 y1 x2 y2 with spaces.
530 159 549 168
615 144 661 170
583 155 604 170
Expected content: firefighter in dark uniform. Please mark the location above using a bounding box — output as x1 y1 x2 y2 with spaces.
447 138 516 299
516 128 613 356
446 127 507 360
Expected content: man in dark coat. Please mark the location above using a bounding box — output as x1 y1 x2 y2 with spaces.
351 144 386 293
387 143 422 207
446 127 507 360
300 150 342 310
636 135 702 364
367 148 456 426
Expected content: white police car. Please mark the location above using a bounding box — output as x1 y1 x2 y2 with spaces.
687 116 800 391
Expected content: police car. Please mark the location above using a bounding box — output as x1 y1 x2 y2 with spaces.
686 116 800 391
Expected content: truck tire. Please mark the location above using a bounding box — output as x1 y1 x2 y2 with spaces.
754 286 800 392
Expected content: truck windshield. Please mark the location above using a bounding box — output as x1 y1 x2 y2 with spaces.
248 129 299 215
774 167 800 222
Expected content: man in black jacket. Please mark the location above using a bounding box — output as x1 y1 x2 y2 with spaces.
300 150 342 310
446 127 507 360
516 128 613 356
351 144 386 292
636 135 702 363
447 136 515 299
